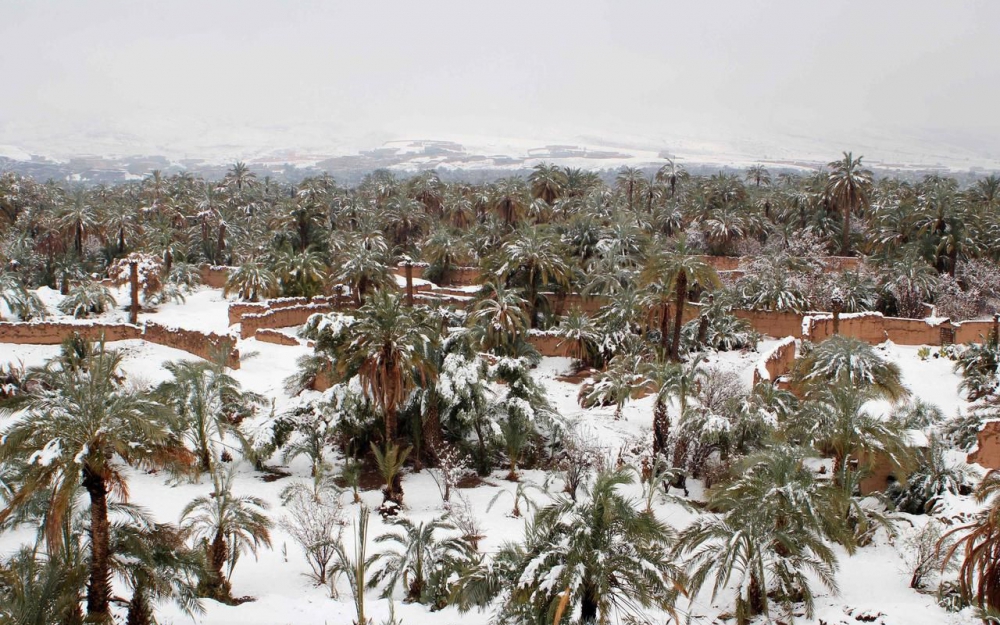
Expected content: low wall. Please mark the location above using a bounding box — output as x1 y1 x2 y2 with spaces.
955 320 997 344
734 310 806 339
228 297 335 326
393 265 480 287
969 421 1000 470
0 321 240 369
752 336 797 385
0 321 143 344
239 303 339 338
254 328 302 346
143 322 240 368
198 265 233 289
527 333 575 358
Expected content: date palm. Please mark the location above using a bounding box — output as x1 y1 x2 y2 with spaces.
455 468 683 624
942 469 1000 613
223 259 279 302
640 240 720 361
826 152 873 256
180 467 272 603
156 359 265 475
0 344 192 623
334 290 438 442
528 162 567 205
494 226 571 328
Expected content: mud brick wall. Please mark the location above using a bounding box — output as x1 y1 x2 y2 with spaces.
969 421 1000 470
752 336 797 385
734 310 806 339
141 322 240 368
0 321 143 344
198 265 233 289
527 333 575 357
0 321 240 369
239 303 338 338
254 328 302 346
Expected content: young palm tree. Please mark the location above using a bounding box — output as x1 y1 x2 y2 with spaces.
58 282 117 318
455 468 684 624
331 506 372 625
583 355 640 421
180 467 272 603
792 335 909 402
678 446 847 625
0 545 87 625
789 382 913 479
826 152 873 256
0 344 193 623
640 355 704 459
223 260 280 302
368 515 471 607
155 359 265 474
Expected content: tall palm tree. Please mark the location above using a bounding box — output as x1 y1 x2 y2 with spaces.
0 344 193 622
494 226 571 328
455 468 684 624
180 467 272 603
334 290 438 442
640 241 720 361
528 163 567 205
826 152 873 256
469 281 530 355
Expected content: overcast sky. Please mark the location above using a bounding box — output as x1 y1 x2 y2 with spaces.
2 0 998 162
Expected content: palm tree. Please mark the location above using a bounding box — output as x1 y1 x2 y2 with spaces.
826 152 873 256
275 246 328 298
223 260 280 302
156 359 265 474
528 163 567 205
0 546 87 625
942 470 1000 613
455 468 684 624
678 446 847 625
180 467 272 603
469 282 530 355
584 355 640 421
640 241 720 361
331 506 372 625
59 188 99 255
790 383 914 480
0 344 192 622
744 164 771 188
792 335 909 402
368 515 471 606
491 177 530 228
640 356 704 459
494 226 571 328
334 291 437 442
58 282 117 318
656 158 687 198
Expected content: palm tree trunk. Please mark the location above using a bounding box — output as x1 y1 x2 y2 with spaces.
125 582 152 625
841 200 852 256
205 530 232 602
424 399 443 468
653 397 670 458
580 581 599 623
670 272 688 361
129 260 139 325
83 467 112 622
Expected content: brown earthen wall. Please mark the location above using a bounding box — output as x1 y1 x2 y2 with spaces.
955 321 996 345
142 322 240 368
752 338 797 385
527 334 575 358
969 421 1000 470
198 265 232 289
254 328 302 346
734 310 805 339
239 303 338 338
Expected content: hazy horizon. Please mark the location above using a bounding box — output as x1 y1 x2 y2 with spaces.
3 1 998 167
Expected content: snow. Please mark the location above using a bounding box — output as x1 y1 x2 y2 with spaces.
0 286 989 625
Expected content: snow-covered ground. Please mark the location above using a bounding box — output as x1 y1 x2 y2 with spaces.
0 287 987 624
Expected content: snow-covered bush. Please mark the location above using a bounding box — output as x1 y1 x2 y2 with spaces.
889 436 976 514
281 485 345 588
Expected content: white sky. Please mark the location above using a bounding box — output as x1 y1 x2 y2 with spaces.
2 0 998 162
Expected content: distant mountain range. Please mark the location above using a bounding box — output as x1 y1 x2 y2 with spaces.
2 131 998 185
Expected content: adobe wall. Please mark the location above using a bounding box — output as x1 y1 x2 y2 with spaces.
856 451 898 495
392 265 480 286
734 310 805 339
882 318 946 345
968 421 1000 470
254 328 302 346
752 337 797 385
0 321 240 369
527 333 575 358
227 297 335 326
0 322 143 344
198 265 233 289
955 320 997 344
547 293 609 316
806 312 887 344
239 303 339 338
142 322 240 368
